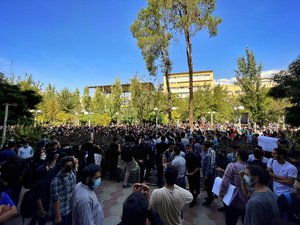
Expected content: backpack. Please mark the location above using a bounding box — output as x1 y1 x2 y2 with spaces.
121 143 134 162
20 189 35 224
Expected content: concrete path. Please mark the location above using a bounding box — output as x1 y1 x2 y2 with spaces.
6 177 242 225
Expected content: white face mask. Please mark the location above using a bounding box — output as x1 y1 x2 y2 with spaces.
40 154 46 160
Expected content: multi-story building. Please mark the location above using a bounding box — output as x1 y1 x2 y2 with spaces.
163 70 214 98
164 70 276 98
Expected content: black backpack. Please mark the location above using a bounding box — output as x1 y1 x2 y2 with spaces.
121 143 134 162
20 189 35 223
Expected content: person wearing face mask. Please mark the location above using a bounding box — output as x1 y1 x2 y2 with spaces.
72 164 104 225
240 165 279 225
50 156 78 225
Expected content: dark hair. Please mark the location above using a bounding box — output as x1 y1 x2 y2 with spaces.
113 137 118 142
164 165 178 186
237 149 249 162
82 164 101 182
186 144 192 149
174 146 180 155
273 148 288 157
247 165 270 186
254 146 262 150
121 192 148 225
297 175 300 182
202 141 211 148
253 149 264 159
161 136 166 142
60 156 73 166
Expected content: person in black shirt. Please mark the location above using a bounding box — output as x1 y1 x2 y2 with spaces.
185 144 200 207
155 136 168 188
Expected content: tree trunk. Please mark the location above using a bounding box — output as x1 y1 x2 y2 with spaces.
161 49 173 125
165 72 173 125
185 31 194 130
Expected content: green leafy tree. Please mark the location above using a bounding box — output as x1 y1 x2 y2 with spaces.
16 73 43 94
131 0 173 124
73 88 82 114
82 86 92 113
92 88 106 114
168 0 222 128
42 84 60 123
110 78 123 116
130 76 153 123
58 88 76 113
235 48 269 124
0 72 42 125
269 56 300 126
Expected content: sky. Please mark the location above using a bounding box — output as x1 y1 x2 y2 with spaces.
0 0 299 92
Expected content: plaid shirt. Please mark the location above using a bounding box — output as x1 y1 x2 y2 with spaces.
219 162 248 209
208 148 216 169
51 170 76 216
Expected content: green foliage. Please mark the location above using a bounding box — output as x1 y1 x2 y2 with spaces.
82 86 92 112
129 76 154 123
0 73 42 125
235 48 269 124
269 56 300 126
56 112 75 125
177 84 233 122
41 84 60 123
107 78 123 117
92 88 106 114
13 125 43 145
58 88 76 113
92 113 111 126
168 0 222 127
73 88 82 113
16 73 43 94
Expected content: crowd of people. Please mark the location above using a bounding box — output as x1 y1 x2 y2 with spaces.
0 124 299 225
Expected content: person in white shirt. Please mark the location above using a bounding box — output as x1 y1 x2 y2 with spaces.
150 165 193 225
18 141 33 159
171 146 186 188
267 148 298 196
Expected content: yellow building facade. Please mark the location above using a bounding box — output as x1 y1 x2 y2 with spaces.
164 70 275 98
164 70 214 98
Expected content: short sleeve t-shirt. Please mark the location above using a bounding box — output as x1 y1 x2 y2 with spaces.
267 159 297 196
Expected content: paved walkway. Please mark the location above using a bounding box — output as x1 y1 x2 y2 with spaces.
7 176 242 225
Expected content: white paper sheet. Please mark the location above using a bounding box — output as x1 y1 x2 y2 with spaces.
212 177 238 206
258 136 278 152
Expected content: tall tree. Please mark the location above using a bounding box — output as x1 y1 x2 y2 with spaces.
131 0 174 124
82 86 92 113
73 88 82 113
169 0 222 128
235 48 269 124
91 88 106 114
0 72 42 125
269 56 300 126
42 84 60 123
16 73 43 94
58 88 76 113
130 76 152 123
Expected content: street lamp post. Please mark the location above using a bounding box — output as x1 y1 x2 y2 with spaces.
29 109 42 127
234 106 244 129
154 107 158 126
208 111 216 127
2 103 17 146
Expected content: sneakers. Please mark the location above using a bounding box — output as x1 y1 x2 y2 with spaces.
122 184 131 188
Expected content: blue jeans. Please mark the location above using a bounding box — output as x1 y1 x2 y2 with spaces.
176 177 186 188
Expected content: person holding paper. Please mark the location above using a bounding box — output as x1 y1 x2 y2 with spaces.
219 149 249 225
240 165 279 225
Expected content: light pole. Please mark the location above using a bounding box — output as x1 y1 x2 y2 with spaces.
2 103 17 146
234 106 244 129
208 111 216 127
83 111 92 127
29 109 41 127
115 112 119 125
154 107 158 126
